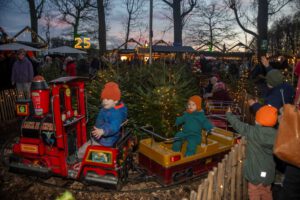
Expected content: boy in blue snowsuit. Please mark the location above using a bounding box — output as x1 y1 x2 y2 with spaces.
172 95 213 156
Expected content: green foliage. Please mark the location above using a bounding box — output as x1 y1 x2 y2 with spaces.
86 63 198 137
38 63 63 82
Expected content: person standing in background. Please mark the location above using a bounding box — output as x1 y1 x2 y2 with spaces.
11 49 34 99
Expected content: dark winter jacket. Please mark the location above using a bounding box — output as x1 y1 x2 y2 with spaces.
251 67 294 113
94 102 127 146
11 57 34 83
226 112 277 185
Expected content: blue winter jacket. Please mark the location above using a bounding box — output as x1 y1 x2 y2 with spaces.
94 102 127 146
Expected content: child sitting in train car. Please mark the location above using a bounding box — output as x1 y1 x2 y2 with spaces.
172 95 214 156
76 81 127 160
226 105 278 200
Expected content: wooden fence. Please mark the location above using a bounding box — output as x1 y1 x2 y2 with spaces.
0 89 25 122
189 138 247 200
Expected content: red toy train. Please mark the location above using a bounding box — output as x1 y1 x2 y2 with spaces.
10 76 134 189
8 76 239 189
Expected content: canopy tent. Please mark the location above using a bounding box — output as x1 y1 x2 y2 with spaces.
0 43 41 51
47 46 87 54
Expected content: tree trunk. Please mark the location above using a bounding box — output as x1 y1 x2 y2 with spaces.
125 15 131 49
98 0 107 56
74 15 80 40
28 0 38 43
173 0 182 46
257 0 268 57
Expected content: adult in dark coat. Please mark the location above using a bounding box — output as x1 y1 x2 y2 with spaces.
248 56 294 113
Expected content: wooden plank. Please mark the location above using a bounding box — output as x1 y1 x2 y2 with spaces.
197 182 203 200
216 162 225 200
1 90 9 121
9 89 18 119
236 142 243 200
230 146 238 200
6 90 14 120
202 179 209 200
207 171 214 200
241 138 248 200
224 151 232 200
190 190 197 200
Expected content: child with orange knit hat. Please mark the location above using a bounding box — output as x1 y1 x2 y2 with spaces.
226 105 278 200
172 95 214 156
76 81 127 160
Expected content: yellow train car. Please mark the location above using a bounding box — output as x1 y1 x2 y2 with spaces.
138 127 239 185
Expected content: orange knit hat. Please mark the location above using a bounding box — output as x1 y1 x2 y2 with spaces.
255 105 278 127
100 82 121 101
188 95 202 111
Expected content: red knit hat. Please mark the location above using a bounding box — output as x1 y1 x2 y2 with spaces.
189 95 202 111
255 105 278 127
100 82 121 101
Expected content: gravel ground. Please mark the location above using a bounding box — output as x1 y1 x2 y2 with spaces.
0 120 203 200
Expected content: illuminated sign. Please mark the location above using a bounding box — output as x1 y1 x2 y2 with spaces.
20 144 38 154
74 37 91 49
22 122 54 131
16 104 29 116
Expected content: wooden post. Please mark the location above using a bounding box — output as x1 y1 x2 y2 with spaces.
197 182 203 200
207 170 215 200
224 152 232 200
241 138 248 200
236 142 243 200
216 162 225 200
190 190 197 200
202 179 209 200
230 146 238 200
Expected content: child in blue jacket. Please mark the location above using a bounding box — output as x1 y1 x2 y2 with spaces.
77 82 127 160
172 95 213 156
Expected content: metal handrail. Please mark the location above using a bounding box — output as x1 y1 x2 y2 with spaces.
139 126 179 142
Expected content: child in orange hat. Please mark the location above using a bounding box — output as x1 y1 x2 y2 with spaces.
172 95 214 156
75 82 127 161
226 105 278 200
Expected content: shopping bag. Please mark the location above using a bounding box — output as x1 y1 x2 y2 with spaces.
274 102 300 167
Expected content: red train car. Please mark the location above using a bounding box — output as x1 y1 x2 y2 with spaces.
9 76 134 189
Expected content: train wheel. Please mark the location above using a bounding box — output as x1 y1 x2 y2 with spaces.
172 172 181 182
186 168 193 177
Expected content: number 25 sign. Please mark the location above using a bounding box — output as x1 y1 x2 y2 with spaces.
74 37 91 49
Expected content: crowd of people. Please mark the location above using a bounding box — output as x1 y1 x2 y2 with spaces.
1 47 300 199
199 55 299 200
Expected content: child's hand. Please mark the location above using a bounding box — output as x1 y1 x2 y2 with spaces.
92 127 104 139
226 107 232 113
261 56 270 67
247 98 257 106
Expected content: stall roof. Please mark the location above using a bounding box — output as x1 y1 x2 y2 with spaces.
138 45 196 53
197 51 254 58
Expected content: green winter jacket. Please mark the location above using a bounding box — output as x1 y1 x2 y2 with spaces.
176 111 213 135
226 112 277 185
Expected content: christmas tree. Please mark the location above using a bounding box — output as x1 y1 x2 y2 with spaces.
86 63 199 137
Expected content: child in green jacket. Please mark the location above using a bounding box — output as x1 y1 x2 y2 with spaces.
226 105 278 200
172 95 213 156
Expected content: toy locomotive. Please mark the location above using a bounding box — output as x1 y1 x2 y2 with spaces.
9 76 134 189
